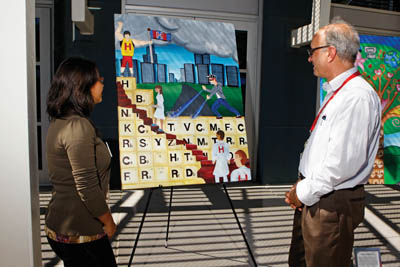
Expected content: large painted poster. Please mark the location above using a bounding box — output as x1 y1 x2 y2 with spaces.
320 35 400 184
114 14 251 189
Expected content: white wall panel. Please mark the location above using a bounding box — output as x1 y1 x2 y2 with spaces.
0 0 41 266
126 0 260 16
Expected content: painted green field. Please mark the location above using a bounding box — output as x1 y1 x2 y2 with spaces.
137 82 244 116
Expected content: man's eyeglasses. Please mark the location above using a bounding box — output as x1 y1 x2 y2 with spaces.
307 45 330 56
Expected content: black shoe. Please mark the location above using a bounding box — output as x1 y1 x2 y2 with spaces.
216 116 222 119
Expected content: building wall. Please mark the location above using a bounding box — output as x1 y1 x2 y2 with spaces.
257 0 316 184
54 0 122 188
125 0 260 16
53 0 316 185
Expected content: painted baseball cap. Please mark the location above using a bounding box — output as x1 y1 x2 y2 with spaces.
206 74 216 79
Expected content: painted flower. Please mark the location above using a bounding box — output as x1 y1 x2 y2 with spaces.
387 72 394 78
374 69 382 76
381 98 388 109
354 52 366 72
397 84 400 92
384 51 400 68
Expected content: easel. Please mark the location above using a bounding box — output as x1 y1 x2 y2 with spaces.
127 184 258 267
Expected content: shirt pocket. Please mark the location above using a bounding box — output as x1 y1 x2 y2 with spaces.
318 112 328 128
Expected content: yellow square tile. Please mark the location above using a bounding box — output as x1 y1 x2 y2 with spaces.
153 151 168 166
117 77 137 90
221 118 236 134
152 136 167 151
120 168 139 184
167 150 183 166
133 89 154 106
194 135 211 150
120 152 137 168
178 117 196 135
236 134 248 148
137 137 152 151
184 165 199 179
119 137 136 152
182 150 197 165
225 134 236 148
138 167 155 182
169 167 184 180
136 123 152 136
207 118 223 133
154 166 169 181
137 152 153 167
118 107 135 121
119 121 135 136
193 118 209 135
235 117 247 134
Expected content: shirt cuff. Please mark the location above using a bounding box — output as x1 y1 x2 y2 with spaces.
296 179 320 207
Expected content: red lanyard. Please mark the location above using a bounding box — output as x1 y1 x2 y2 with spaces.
310 71 360 132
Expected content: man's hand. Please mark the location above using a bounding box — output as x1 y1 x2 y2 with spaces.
285 183 303 210
202 85 206 90
206 95 210 100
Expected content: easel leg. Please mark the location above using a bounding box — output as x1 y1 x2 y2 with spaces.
165 187 174 248
128 188 154 267
222 183 258 267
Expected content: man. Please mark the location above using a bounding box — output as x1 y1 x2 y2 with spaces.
285 19 381 267
202 74 241 119
115 21 152 77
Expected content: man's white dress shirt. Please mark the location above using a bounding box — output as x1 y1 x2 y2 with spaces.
297 67 382 206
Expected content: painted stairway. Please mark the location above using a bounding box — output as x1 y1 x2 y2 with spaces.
117 82 239 183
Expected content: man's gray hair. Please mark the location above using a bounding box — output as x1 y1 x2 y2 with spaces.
324 17 360 63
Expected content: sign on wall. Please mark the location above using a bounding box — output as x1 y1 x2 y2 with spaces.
114 14 251 189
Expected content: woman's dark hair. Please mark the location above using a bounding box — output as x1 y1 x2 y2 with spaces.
47 57 99 120
216 130 225 140
155 85 163 95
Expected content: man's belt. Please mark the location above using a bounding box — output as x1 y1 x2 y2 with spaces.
298 173 364 191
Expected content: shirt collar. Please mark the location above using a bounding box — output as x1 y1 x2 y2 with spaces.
322 67 359 94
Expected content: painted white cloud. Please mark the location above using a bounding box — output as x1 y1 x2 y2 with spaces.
114 14 238 62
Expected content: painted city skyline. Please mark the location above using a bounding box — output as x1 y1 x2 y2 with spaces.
132 44 237 82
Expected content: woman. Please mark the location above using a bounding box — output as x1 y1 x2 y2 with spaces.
153 85 165 132
230 150 251 182
45 57 117 266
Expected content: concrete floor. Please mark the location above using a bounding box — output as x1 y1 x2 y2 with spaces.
40 183 400 266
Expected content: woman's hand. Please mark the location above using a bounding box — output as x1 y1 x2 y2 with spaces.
98 211 117 239
103 220 117 239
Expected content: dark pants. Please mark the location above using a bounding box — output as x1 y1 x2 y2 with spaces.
289 185 365 267
47 236 117 267
211 98 240 117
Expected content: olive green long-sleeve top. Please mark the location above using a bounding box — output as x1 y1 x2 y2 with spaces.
45 115 111 236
